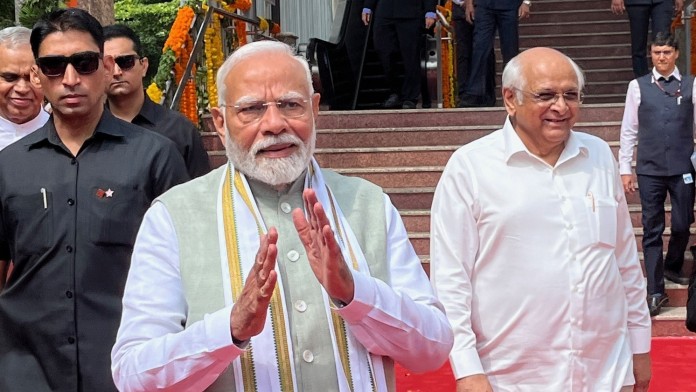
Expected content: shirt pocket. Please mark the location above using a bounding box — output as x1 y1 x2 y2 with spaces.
4 193 53 256
585 195 617 248
89 186 148 247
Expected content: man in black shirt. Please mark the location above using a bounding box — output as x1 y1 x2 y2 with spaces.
0 9 188 392
104 24 210 178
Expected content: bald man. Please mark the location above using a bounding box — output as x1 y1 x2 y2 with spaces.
0 26 48 151
431 47 652 392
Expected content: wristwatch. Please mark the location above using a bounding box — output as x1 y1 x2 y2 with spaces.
523 0 531 6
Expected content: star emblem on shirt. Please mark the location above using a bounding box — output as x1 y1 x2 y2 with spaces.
105 188 114 198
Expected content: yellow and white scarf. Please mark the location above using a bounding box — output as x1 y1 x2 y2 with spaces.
215 158 388 392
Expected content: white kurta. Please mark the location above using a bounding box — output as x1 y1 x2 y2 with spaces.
430 119 651 391
0 110 49 151
111 179 453 391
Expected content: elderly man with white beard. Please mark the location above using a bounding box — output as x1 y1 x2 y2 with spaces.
110 40 453 392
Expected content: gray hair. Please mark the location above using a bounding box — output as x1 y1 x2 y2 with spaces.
216 40 314 106
0 26 31 50
502 50 585 102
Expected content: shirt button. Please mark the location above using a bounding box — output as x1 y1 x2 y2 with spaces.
70 159 76 165
67 198 75 206
65 290 73 298
302 350 314 363
287 250 300 262
280 202 292 214
67 337 75 344
66 245 73 253
295 300 307 312
566 223 573 230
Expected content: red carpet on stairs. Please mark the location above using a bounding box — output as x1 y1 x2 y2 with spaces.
395 337 696 391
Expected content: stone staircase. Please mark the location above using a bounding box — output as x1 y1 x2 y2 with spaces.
199 104 693 337
508 0 634 104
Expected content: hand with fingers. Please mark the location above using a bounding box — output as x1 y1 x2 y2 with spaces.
611 0 625 15
229 228 279 343
465 0 475 23
292 189 355 305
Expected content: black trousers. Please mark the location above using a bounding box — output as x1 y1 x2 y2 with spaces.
625 0 674 78
373 17 423 102
638 174 695 295
463 5 518 98
452 6 496 105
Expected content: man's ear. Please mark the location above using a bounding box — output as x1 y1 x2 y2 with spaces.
141 57 149 78
30 65 42 89
103 54 115 83
502 88 517 117
210 106 227 145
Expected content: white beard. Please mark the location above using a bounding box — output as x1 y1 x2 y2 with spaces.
224 128 316 186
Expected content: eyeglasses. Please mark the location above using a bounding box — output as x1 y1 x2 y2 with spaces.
114 54 142 71
36 51 102 77
222 98 310 124
512 87 584 106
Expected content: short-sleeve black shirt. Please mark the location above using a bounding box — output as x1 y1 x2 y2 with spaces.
0 110 189 392
129 95 211 178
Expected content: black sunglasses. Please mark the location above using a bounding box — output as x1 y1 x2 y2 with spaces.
36 51 102 77
114 54 141 71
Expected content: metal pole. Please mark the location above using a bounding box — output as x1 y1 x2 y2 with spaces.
685 1 694 75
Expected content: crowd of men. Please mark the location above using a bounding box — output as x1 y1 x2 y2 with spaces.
0 4 695 392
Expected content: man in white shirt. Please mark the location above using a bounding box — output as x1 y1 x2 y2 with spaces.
111 40 453 392
430 47 652 392
618 33 695 317
0 26 48 151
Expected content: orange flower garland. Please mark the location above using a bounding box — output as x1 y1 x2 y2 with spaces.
161 5 198 123
437 3 456 108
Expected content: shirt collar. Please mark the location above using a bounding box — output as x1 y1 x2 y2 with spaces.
0 109 49 136
502 116 587 166
133 93 158 125
23 110 127 149
652 66 681 82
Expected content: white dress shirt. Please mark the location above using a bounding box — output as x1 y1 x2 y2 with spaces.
430 119 651 391
618 67 696 175
0 110 49 151
112 194 453 391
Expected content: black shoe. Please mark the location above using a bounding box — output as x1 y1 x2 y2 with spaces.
383 94 402 109
402 100 417 109
664 270 690 285
648 294 669 317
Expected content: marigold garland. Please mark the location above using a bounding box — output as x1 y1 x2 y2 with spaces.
438 3 456 108
203 1 225 107
146 82 163 104
235 20 248 46
258 17 281 35
157 5 197 123
146 0 258 121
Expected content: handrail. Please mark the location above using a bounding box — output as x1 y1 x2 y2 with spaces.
351 19 373 110
683 1 695 75
169 0 262 110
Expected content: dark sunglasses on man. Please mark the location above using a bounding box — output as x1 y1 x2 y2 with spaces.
114 54 142 71
36 51 102 77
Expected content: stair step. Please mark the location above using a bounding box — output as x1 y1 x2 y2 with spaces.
520 20 629 35
527 9 625 24
314 104 625 129
652 307 696 337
